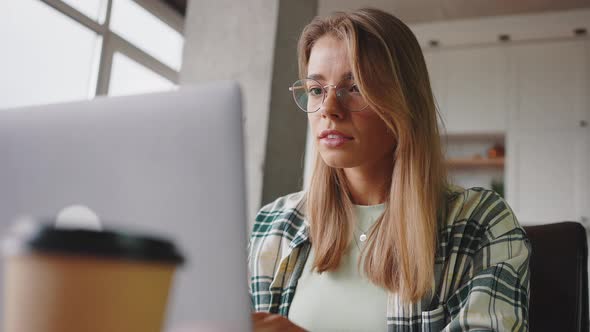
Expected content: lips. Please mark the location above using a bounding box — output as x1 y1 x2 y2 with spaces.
318 130 353 148
318 130 353 139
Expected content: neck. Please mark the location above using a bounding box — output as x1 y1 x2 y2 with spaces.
343 156 393 206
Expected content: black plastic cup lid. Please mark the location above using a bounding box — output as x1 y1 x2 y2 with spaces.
2 220 185 266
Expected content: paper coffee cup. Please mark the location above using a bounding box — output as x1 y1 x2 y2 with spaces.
2 221 184 332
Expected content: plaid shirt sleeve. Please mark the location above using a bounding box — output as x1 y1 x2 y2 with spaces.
440 190 531 331
247 192 308 314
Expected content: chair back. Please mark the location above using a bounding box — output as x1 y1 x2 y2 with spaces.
524 222 589 332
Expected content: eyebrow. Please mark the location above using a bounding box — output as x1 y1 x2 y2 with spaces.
307 72 354 81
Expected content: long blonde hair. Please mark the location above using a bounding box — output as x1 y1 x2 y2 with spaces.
301 8 448 303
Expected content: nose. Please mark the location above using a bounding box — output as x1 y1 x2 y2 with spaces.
320 87 345 120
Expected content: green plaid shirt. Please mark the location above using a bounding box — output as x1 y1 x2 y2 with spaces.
248 186 531 331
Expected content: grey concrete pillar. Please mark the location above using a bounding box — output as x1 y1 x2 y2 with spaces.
181 0 317 220
261 0 318 206
181 0 278 221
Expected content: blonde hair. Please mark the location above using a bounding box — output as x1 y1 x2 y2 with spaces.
301 8 448 303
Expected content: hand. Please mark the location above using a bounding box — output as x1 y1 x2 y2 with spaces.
252 312 307 332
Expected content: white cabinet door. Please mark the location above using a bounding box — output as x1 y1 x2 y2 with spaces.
443 45 510 134
583 38 590 228
506 129 588 225
423 49 448 130
582 129 590 228
510 39 588 130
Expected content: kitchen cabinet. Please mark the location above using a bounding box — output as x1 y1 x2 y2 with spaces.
506 129 588 224
508 39 589 130
425 45 509 134
506 38 589 225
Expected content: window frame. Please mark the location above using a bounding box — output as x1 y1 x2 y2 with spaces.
40 0 183 97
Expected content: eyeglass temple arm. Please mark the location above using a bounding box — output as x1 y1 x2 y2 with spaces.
289 86 306 92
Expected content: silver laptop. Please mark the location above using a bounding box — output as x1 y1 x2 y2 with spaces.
0 81 251 331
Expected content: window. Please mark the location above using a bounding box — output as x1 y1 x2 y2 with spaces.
0 0 184 109
110 0 183 71
109 52 175 96
61 0 106 22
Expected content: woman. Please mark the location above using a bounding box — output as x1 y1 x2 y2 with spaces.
249 8 530 332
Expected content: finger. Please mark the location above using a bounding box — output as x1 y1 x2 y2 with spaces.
252 312 271 322
264 314 284 322
252 313 285 329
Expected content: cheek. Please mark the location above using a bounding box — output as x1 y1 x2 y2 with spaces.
352 110 376 120
354 114 395 149
353 112 388 136
307 114 320 133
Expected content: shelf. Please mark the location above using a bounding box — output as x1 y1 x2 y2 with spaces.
441 132 505 141
446 157 505 168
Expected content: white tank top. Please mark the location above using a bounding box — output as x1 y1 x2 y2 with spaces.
289 204 388 332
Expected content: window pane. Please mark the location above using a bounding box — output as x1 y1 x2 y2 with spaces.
62 0 106 21
0 0 99 109
109 52 175 97
110 0 183 71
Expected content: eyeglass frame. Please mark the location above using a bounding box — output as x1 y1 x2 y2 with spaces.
288 78 370 113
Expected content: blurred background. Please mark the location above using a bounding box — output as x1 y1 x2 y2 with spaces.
1 0 588 247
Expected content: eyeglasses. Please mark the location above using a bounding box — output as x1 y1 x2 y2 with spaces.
288 78 369 113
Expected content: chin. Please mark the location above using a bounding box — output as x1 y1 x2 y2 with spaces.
319 151 361 169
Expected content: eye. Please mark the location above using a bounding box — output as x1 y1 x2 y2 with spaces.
308 87 323 97
349 84 361 94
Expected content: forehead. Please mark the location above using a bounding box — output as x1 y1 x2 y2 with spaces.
307 35 351 80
